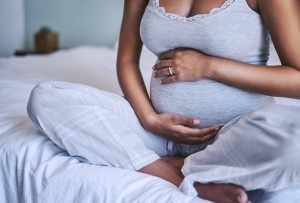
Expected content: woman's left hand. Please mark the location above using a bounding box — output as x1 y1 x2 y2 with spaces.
152 48 212 84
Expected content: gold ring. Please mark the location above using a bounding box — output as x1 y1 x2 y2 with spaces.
168 67 174 76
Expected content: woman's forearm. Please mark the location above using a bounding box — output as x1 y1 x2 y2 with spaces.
206 57 300 99
208 0 300 99
117 59 156 127
154 49 300 99
116 0 156 128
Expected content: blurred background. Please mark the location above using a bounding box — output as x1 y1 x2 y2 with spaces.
0 0 124 57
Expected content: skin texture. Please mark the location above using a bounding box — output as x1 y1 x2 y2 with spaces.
117 0 299 202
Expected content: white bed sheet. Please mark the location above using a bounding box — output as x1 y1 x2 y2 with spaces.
0 45 299 203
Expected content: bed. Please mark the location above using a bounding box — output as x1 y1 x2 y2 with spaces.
1 44 300 203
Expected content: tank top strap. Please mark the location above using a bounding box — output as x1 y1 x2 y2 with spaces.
237 0 259 13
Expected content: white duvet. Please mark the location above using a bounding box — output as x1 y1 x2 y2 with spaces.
0 45 299 203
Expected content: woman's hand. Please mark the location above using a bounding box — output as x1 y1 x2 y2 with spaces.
144 113 220 145
152 48 212 84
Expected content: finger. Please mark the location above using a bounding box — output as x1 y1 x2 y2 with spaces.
153 59 173 70
173 131 217 145
159 50 176 60
153 68 173 78
194 130 218 144
181 131 217 145
175 125 220 138
160 75 178 84
173 116 200 127
175 129 219 145
189 125 220 137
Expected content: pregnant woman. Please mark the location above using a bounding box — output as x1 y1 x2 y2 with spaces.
27 0 300 202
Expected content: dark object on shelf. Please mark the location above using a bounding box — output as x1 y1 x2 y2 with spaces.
35 26 59 54
14 50 35 56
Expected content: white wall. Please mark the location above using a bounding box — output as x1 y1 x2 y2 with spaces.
0 0 25 57
24 0 124 50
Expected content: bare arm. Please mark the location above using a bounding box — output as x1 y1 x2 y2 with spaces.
117 0 153 125
207 0 300 99
154 0 300 99
117 0 219 144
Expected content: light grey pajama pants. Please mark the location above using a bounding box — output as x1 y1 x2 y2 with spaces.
27 81 300 201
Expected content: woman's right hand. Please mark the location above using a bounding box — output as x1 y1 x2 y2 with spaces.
143 113 221 145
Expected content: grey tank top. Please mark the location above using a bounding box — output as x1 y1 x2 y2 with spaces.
140 0 274 128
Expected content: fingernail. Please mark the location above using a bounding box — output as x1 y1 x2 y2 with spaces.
193 120 200 125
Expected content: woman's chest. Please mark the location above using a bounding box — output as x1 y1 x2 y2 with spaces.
159 0 229 18
140 0 269 64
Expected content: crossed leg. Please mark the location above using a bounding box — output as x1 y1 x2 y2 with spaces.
28 81 252 203
181 104 300 202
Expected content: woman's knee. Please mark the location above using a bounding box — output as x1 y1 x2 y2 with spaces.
218 104 300 160
245 104 300 164
27 82 55 131
242 104 300 138
27 81 63 107
27 82 56 112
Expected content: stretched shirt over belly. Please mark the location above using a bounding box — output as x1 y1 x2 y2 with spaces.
150 77 273 128
141 0 274 127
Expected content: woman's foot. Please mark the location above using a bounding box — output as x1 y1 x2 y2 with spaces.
194 182 251 203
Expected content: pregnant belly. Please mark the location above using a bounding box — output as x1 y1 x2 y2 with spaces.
150 77 274 128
